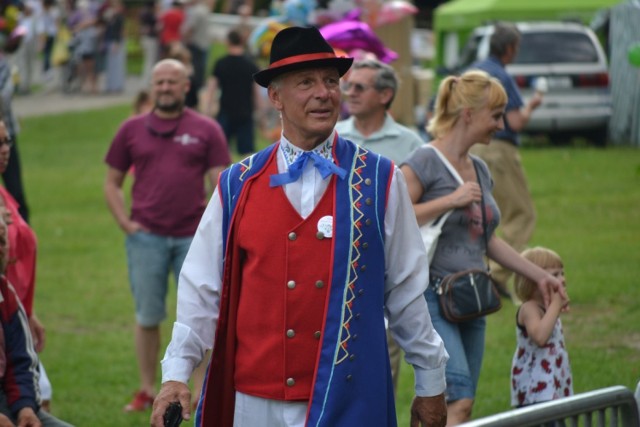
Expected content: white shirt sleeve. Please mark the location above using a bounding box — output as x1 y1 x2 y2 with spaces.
161 161 449 397
161 188 224 384
384 167 449 397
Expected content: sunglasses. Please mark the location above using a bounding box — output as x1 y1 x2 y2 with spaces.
145 113 183 139
0 138 14 148
340 81 376 94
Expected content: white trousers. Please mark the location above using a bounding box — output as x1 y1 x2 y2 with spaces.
233 392 307 427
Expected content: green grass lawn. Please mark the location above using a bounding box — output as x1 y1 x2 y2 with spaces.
17 105 640 426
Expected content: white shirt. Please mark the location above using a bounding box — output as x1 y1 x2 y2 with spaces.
161 131 448 397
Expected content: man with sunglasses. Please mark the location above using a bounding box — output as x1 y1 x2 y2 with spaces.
336 59 425 395
336 59 424 164
103 58 231 413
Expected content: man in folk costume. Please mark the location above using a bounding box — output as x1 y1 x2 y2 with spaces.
150 26 448 427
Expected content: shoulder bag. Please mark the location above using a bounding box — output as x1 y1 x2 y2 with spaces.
437 161 502 323
419 145 463 263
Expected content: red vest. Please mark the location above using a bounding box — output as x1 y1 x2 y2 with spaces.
233 156 334 400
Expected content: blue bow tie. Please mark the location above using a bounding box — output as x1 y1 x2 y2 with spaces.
270 151 347 187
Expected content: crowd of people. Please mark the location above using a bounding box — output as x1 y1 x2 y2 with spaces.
0 0 580 423
4 0 127 95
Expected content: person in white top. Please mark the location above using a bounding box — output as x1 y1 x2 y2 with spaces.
150 26 448 427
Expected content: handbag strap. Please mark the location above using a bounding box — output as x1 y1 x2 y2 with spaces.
472 160 489 253
427 145 464 185
425 145 463 227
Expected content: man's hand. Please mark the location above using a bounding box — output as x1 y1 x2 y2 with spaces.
150 381 191 427
410 394 447 427
0 412 14 427
16 407 42 427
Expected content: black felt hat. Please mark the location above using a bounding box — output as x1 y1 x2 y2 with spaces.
253 26 353 88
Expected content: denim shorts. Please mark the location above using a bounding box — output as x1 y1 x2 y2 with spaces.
425 286 487 402
126 231 193 327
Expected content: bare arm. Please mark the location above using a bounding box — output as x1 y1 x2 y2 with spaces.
29 312 45 353
519 296 563 347
104 167 148 234
505 92 543 132
487 236 567 307
400 165 481 226
206 166 225 194
203 76 219 117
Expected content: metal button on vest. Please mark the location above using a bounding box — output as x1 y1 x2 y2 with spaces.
288 232 297 241
352 334 358 341
316 232 324 240
286 378 296 387
358 289 364 296
362 242 369 249
365 178 372 186
365 218 372 226
355 313 361 320
365 198 372 206
286 329 296 338
314 331 321 339
287 280 296 289
315 280 324 289
349 354 356 361
345 374 353 382
360 265 366 272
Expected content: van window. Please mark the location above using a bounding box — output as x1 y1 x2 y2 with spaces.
515 32 599 64
456 34 483 71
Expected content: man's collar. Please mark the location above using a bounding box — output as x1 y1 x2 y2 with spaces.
279 132 336 166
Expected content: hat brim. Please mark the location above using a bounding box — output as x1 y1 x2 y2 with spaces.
253 57 353 88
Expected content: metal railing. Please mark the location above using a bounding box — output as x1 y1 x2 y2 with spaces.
460 386 640 427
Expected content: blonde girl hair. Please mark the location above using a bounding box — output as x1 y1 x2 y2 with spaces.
515 247 564 302
427 69 508 139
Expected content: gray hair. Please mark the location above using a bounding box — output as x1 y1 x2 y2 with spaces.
489 22 521 58
350 59 398 109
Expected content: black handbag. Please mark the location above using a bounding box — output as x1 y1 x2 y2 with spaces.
437 269 502 322
437 161 502 323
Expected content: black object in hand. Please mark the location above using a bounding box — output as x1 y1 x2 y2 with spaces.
164 402 183 427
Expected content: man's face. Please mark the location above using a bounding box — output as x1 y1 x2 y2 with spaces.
269 67 342 145
151 63 190 113
342 68 388 118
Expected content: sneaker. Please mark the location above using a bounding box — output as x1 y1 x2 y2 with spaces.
123 390 154 412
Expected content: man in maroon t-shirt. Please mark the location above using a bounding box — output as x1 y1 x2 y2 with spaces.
104 58 231 412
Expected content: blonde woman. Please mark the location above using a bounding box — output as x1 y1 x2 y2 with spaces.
400 70 567 425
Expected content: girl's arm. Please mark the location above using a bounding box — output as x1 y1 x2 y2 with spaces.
487 236 568 307
519 296 563 347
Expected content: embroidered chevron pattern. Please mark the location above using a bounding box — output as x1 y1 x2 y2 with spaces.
336 147 368 364
237 155 254 181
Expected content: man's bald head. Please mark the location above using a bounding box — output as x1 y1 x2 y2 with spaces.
151 59 191 116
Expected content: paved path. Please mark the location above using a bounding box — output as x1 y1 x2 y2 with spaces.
13 74 146 119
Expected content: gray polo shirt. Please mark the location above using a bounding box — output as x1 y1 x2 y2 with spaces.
335 114 424 164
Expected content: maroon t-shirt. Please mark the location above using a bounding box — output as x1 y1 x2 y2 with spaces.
105 108 230 236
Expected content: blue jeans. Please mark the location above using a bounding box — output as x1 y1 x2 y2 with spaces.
425 286 486 402
126 231 192 326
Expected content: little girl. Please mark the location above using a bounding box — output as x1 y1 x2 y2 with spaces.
511 247 573 407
